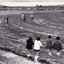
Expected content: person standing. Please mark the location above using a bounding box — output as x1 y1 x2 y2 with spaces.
45 35 53 56
53 36 62 56
5 16 8 24
34 37 42 62
26 37 34 57
7 17 8 24
22 13 26 21
31 14 33 20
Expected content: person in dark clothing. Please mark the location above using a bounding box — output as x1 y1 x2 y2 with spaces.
23 15 26 21
53 36 62 56
7 17 8 24
45 35 53 56
5 16 8 24
26 37 34 57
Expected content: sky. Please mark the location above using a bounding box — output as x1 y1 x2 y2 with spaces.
0 2 64 6
0 0 64 2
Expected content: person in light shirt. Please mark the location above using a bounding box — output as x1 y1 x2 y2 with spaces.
34 37 42 62
31 14 33 20
22 13 26 21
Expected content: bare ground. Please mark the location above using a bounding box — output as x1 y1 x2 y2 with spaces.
0 49 41 64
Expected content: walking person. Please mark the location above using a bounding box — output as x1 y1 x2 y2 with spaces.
5 16 8 24
22 13 26 21
31 14 33 20
34 37 42 62
26 37 34 57
7 17 8 24
45 35 53 56
53 36 62 56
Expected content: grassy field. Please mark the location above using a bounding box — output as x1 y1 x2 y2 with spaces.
0 10 64 64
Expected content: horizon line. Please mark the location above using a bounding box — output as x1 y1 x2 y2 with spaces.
0 2 64 7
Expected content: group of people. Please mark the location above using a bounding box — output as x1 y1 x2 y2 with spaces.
22 13 33 21
46 35 62 56
26 35 63 62
26 37 42 62
5 13 33 24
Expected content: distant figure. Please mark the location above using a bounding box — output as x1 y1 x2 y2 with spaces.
53 36 62 56
22 13 26 21
5 17 8 24
34 37 42 62
45 35 53 56
26 37 34 57
31 14 33 20
7 17 8 24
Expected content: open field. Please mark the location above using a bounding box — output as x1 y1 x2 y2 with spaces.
0 10 64 64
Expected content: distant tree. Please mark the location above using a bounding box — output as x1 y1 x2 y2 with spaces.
60 7 63 8
36 5 38 7
48 9 50 10
39 5 42 7
36 5 39 10
62 11 64 13
2 6 7 8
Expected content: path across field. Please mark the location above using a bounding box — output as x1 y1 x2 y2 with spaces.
0 49 41 64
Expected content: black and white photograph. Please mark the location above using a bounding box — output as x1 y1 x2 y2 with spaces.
0 2 64 64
